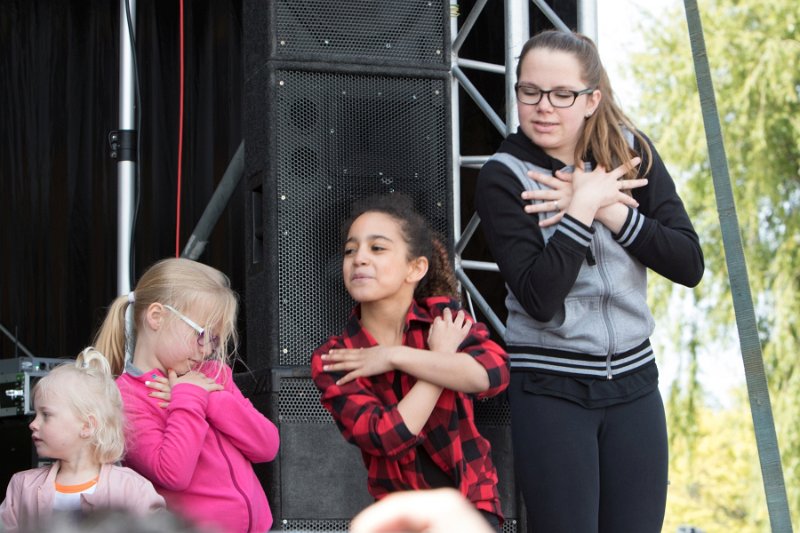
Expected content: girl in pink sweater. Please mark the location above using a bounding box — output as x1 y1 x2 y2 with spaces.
93 258 280 533
0 348 165 532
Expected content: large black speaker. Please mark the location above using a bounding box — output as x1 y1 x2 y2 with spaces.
242 2 530 531
243 1 452 373
243 1 455 530
245 67 451 370
235 371 521 533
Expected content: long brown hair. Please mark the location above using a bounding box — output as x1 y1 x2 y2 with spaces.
516 30 653 179
343 194 460 300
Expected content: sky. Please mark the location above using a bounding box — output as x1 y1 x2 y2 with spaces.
597 0 653 106
596 0 747 407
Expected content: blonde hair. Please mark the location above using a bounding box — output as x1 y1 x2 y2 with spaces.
33 348 125 464
92 258 239 377
516 30 653 179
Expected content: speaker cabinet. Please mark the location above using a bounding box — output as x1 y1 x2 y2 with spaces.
235 371 521 532
244 0 453 373
242 1 527 530
245 66 452 371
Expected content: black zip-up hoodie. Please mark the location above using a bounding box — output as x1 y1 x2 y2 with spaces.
475 129 703 398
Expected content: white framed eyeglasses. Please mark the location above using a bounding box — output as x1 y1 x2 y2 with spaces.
163 304 221 351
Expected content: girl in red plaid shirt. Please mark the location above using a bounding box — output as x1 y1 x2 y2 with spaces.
311 194 510 531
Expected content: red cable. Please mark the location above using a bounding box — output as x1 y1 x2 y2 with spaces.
175 0 185 257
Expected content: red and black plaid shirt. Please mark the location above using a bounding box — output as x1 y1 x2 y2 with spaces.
311 296 509 519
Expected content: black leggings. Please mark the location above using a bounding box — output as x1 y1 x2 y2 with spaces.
509 374 668 533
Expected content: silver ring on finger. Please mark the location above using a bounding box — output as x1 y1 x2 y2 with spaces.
553 200 559 211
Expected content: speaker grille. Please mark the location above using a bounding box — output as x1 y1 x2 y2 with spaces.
279 519 349 532
277 517 520 532
474 394 512 426
277 377 511 426
274 69 450 366
278 377 332 424
274 0 447 65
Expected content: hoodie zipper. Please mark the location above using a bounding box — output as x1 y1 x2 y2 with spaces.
593 226 617 380
215 431 253 532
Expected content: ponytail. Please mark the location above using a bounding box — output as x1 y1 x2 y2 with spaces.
34 346 126 464
416 236 460 300
92 295 131 376
92 258 240 377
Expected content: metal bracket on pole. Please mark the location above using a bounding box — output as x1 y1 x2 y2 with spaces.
108 130 138 162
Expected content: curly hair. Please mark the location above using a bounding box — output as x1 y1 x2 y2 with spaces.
343 193 460 300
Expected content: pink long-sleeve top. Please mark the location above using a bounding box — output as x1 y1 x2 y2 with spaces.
1 462 165 532
116 362 279 533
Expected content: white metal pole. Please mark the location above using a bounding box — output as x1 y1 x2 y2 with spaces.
578 0 598 43
117 0 137 295
450 3 463 243
505 0 529 134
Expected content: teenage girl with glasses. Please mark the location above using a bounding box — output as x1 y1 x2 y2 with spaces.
92 257 280 533
475 30 704 532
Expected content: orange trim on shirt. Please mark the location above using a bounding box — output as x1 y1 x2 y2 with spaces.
55 476 99 494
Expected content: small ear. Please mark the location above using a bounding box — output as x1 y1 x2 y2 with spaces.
407 256 429 284
586 89 602 116
81 415 98 439
144 302 165 331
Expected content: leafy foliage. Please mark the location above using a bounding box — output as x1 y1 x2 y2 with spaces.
623 0 799 529
665 392 770 532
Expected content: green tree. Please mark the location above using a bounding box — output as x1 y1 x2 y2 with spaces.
626 0 799 529
665 392 770 532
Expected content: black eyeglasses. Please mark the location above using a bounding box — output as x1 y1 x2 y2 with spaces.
515 84 595 108
164 304 221 351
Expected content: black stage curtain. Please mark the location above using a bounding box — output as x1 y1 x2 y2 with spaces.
0 0 575 361
0 0 245 360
